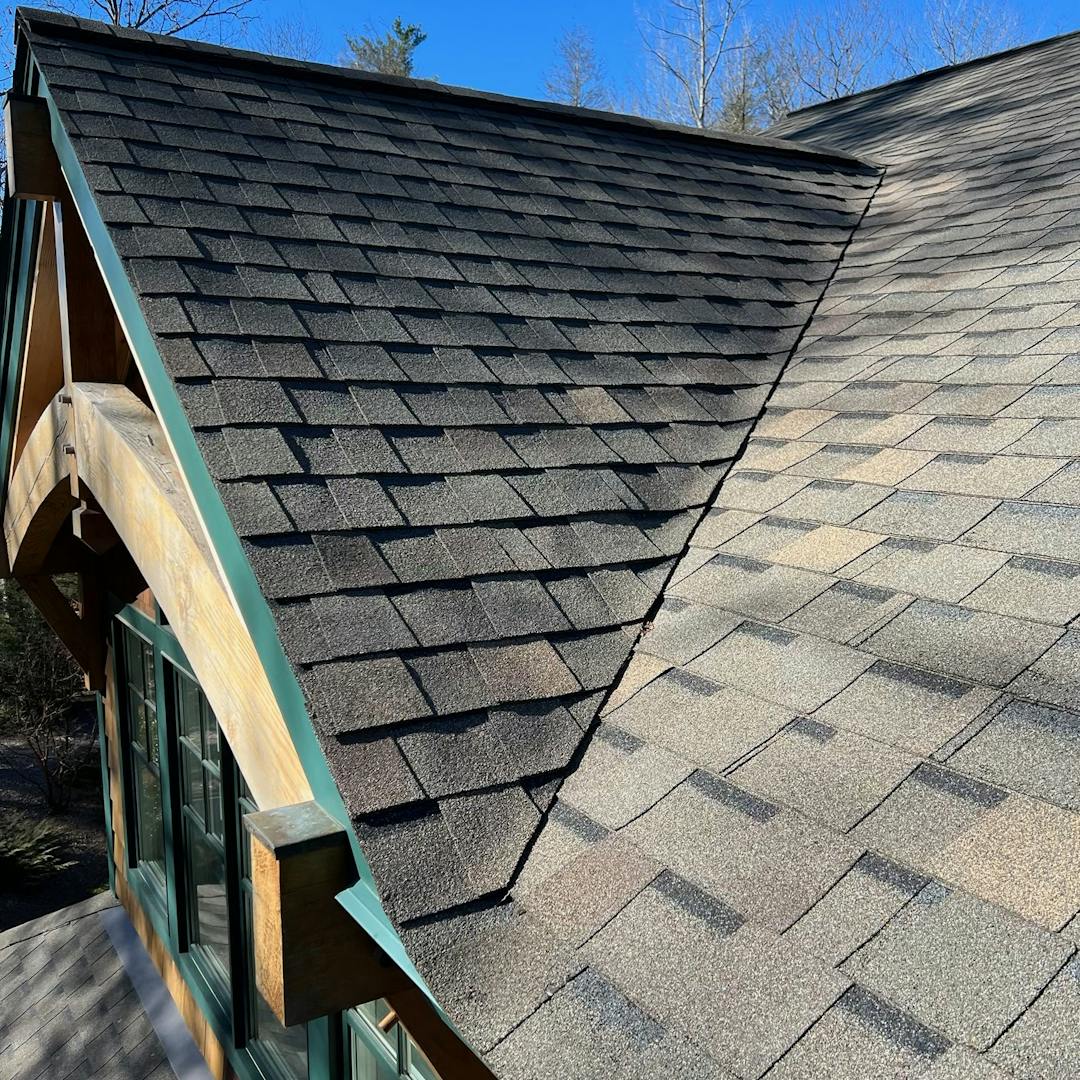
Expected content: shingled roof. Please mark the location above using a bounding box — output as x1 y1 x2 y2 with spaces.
15 8 1080 1077
402 28 1080 1080
17 8 877 928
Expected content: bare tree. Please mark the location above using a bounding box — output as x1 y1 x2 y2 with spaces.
641 0 749 128
794 0 896 103
80 0 252 37
897 0 1023 71
753 22 802 125
249 14 322 61
0 580 88 811
754 0 899 119
545 26 609 109
716 25 761 132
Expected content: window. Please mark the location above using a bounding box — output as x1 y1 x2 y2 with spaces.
173 664 310 1076
118 625 166 898
114 614 310 1079
347 1002 442 1080
174 666 233 996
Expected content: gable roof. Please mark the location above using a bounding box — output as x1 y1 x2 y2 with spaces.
15 7 876 934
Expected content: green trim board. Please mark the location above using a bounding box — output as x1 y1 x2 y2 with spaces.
17 55 445 1017
96 690 115 893
0 60 42 529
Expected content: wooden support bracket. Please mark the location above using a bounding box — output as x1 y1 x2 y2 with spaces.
16 572 105 689
245 801 410 1028
4 94 62 201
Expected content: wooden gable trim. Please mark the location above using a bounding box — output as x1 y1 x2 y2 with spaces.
5 383 312 810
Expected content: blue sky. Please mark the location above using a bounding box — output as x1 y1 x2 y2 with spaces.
248 0 1080 101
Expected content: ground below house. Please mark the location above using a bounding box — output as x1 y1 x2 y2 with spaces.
0 737 109 931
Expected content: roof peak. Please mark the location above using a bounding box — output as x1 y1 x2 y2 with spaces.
786 24 1080 120
14 5 870 170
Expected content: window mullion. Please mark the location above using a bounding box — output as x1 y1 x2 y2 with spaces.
113 624 139 874
221 741 250 1045
156 649 185 952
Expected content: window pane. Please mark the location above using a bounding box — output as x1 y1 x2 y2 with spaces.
179 678 201 745
125 632 144 694
129 690 147 752
349 1025 397 1080
205 768 223 840
143 648 157 704
145 701 159 765
253 989 308 1078
187 827 230 981
181 746 204 824
407 1035 441 1080
134 757 165 882
203 701 220 767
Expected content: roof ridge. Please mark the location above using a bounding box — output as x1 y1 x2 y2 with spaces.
785 25 1080 120
14 5 872 170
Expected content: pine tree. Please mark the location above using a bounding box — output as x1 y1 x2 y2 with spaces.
345 18 427 78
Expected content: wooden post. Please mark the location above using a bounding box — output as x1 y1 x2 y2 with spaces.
245 801 410 1027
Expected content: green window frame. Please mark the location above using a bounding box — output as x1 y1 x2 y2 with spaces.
345 1003 441 1080
116 623 168 908
173 662 237 1011
110 606 319 1080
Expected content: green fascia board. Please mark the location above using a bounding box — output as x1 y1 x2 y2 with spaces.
0 198 40 526
28 63 441 1015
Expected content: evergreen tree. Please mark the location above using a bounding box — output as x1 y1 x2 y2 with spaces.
345 18 426 77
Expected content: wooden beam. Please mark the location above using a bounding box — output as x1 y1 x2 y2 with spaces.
390 985 498 1080
3 396 75 576
5 384 312 809
245 802 410 1027
4 95 62 201
70 382 311 809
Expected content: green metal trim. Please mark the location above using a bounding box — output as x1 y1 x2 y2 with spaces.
33 76 433 1006
95 690 115 893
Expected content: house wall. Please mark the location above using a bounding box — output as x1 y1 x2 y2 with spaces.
99 592 235 1080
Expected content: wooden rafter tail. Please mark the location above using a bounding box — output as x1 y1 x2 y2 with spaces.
4 94 62 201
